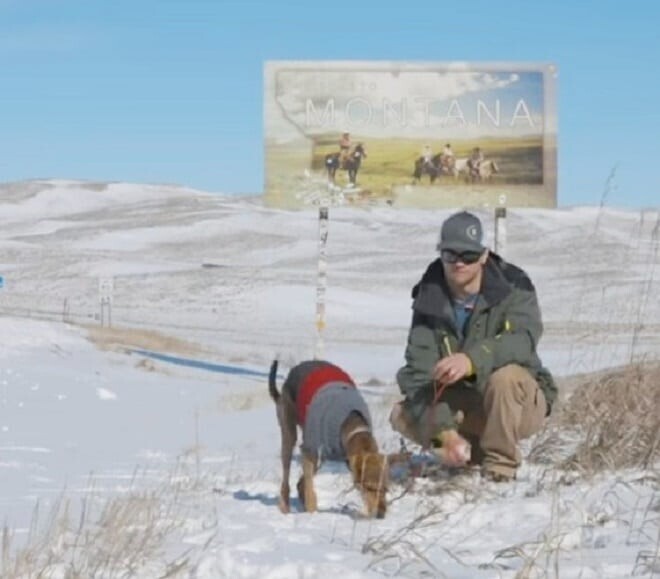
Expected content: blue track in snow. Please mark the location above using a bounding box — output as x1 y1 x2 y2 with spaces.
129 348 279 379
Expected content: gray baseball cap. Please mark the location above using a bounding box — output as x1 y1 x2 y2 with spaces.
436 211 485 253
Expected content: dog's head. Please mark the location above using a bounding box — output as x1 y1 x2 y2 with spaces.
349 452 389 519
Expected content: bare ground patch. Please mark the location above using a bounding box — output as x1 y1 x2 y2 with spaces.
83 324 207 358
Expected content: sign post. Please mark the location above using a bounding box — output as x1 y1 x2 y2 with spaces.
296 173 354 359
98 277 114 328
315 205 329 359
494 198 507 256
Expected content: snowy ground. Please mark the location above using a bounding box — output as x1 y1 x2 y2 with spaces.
0 179 658 577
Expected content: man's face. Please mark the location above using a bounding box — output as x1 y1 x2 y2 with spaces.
441 249 488 287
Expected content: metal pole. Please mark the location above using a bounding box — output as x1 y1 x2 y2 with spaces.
494 206 507 256
315 205 329 359
99 277 113 328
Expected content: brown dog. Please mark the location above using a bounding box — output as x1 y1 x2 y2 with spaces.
268 359 388 518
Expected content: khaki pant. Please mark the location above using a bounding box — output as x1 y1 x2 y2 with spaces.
390 364 546 478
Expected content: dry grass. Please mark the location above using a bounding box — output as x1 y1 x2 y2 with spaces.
84 324 205 357
362 501 455 577
217 389 272 412
530 361 660 474
2 493 179 578
1 464 215 578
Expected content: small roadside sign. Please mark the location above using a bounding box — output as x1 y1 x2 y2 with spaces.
99 277 113 303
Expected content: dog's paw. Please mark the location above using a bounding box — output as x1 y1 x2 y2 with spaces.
278 497 291 514
304 491 318 513
296 478 305 509
296 482 317 512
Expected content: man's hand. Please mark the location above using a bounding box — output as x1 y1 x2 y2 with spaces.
434 429 471 467
433 353 472 386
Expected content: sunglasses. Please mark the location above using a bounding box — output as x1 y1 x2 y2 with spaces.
440 249 483 265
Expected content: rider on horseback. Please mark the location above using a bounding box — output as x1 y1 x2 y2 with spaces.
441 143 455 172
468 147 484 176
421 144 434 169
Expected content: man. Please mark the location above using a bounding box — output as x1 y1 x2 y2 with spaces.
390 211 557 482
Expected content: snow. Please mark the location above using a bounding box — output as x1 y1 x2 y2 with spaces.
0 179 658 577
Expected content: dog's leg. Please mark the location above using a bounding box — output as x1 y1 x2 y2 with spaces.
296 474 305 509
277 394 297 514
301 451 318 513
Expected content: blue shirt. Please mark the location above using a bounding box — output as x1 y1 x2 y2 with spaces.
453 293 478 337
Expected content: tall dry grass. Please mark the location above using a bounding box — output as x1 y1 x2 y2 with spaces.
530 362 660 474
0 464 214 579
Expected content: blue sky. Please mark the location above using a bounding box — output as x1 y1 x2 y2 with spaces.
0 0 657 207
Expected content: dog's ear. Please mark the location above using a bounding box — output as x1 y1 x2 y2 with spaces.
373 453 390 487
349 453 389 487
348 454 364 483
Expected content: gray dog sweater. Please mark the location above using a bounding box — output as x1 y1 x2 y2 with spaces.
301 382 372 461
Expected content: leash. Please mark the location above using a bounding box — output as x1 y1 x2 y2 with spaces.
422 379 452 451
423 336 457 450
397 377 453 478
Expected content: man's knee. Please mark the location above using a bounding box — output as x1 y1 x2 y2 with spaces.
486 364 535 399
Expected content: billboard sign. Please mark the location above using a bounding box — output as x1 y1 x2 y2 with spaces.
264 60 557 209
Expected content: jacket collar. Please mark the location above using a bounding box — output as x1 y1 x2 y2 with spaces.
412 256 512 319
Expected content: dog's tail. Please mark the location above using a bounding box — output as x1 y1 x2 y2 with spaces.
268 359 280 403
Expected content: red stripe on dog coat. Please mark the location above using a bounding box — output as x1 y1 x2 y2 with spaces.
296 365 355 425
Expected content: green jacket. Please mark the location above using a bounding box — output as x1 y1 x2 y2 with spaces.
396 253 557 438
